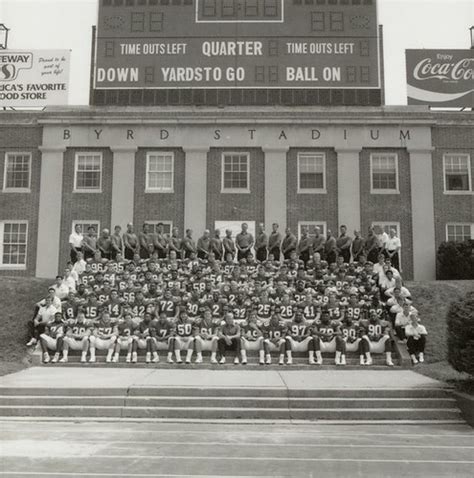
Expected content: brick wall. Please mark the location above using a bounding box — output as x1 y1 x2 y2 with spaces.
359 148 414 279
206 147 265 231
58 148 114 270
0 126 42 276
134 148 186 233
432 126 474 260
286 147 338 237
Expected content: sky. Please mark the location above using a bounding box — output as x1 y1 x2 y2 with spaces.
0 0 472 105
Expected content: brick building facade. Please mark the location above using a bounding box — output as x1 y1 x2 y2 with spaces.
0 106 472 280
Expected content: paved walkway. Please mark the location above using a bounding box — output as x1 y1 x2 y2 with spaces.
1 421 473 477
0 367 446 390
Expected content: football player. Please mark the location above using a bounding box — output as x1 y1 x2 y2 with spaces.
359 310 394 366
193 308 220 364
149 312 176 363
112 313 136 363
174 310 195 364
63 310 92 363
132 311 154 363
311 309 338 365
262 313 287 365
240 310 264 365
89 311 118 363
285 310 315 365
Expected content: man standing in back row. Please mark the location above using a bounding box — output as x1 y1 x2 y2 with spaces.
236 223 254 261
255 223 268 262
336 225 352 264
268 223 282 262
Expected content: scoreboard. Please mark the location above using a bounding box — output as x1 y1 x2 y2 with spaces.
94 0 380 90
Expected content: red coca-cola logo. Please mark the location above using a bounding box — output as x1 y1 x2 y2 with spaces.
413 57 473 81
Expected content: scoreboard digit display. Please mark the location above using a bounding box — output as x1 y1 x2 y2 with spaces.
94 0 379 90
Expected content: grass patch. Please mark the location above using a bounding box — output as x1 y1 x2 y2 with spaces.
0 276 53 376
406 280 474 392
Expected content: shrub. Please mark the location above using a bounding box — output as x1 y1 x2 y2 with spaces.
437 240 474 280
447 291 474 376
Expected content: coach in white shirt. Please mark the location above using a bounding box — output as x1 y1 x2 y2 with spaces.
69 224 84 264
72 251 86 276
52 276 69 300
384 229 401 271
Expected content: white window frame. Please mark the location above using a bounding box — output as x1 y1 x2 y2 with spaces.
370 153 399 194
0 220 28 270
298 221 327 240
146 221 173 237
145 152 175 193
221 152 250 194
3 152 32 192
72 220 100 236
73 152 103 193
443 153 473 195
297 152 327 194
445 223 474 242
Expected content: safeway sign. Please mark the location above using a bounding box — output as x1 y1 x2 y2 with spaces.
0 50 70 107
406 49 473 107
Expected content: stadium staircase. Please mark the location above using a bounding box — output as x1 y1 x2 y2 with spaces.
0 346 465 424
0 384 463 422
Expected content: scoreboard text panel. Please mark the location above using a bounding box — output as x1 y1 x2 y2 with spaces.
95 0 379 89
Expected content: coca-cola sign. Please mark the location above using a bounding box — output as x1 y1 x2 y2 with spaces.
406 50 473 107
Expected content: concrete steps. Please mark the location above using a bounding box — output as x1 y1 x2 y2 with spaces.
0 386 462 422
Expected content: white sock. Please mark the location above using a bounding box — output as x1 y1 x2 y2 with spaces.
259 350 265 361
210 352 216 361
175 350 182 361
241 350 247 361
186 349 193 362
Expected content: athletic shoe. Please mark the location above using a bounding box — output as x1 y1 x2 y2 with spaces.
195 356 203 364
365 358 373 366
210 357 218 364
316 359 323 365
89 357 96 363
308 357 315 365
43 353 50 364
259 358 265 365
26 338 37 347
359 356 365 366
219 357 226 364
241 359 247 365
51 353 60 363
167 357 174 364
234 357 240 365
80 356 87 363
418 353 424 363
265 356 272 365
59 357 68 363
125 355 131 363
287 357 293 365
386 359 394 367
152 356 160 363
340 355 347 365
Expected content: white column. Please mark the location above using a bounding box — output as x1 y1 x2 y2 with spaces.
36 147 65 278
409 148 436 280
263 147 288 232
336 148 361 232
110 147 137 231
184 148 208 235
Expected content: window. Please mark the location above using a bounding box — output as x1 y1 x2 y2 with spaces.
72 220 100 236
146 152 174 192
0 221 28 269
3 153 31 191
298 152 326 193
443 154 472 193
370 153 399 193
221 153 250 193
298 222 327 240
146 221 173 236
446 224 473 242
74 153 102 192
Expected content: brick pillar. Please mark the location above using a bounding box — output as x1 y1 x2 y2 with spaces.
336 148 362 233
184 147 208 236
36 147 65 278
110 147 137 231
409 148 436 280
263 147 289 232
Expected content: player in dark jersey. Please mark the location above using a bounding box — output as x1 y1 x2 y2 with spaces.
359 310 394 366
262 313 287 365
131 312 153 363
39 312 65 363
62 292 79 321
193 309 220 364
240 310 264 365
338 315 361 366
217 313 241 365
174 310 195 364
64 311 93 363
89 311 118 363
285 311 315 365
158 289 179 319
112 313 136 363
150 312 176 363
311 310 340 365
